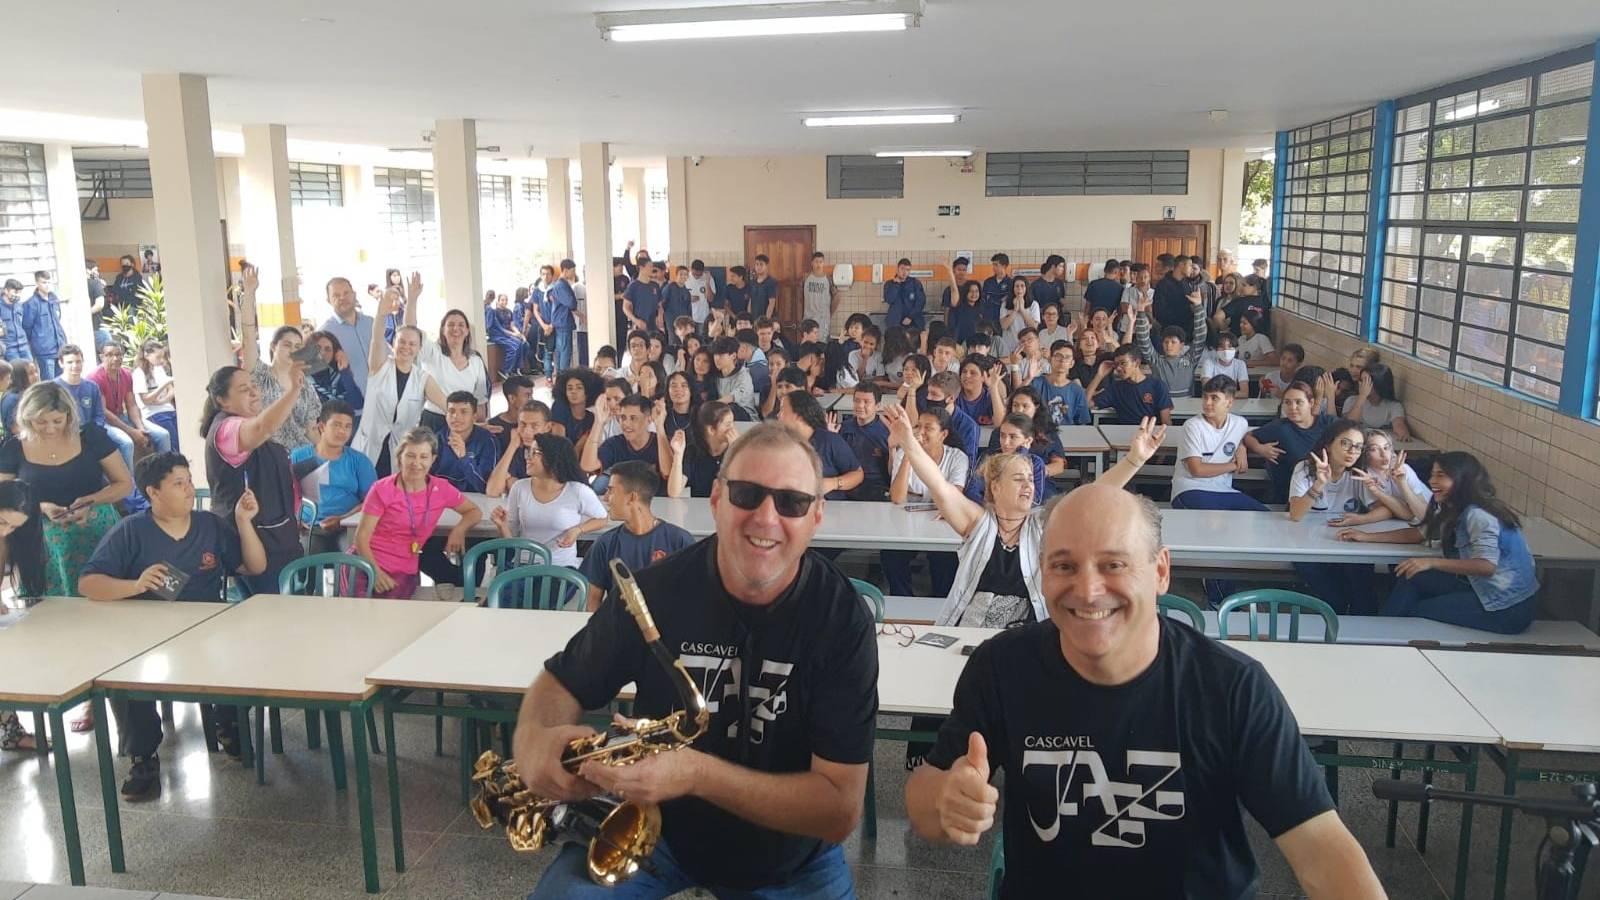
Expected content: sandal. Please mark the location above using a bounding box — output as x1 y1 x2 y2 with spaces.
0 714 46 752
70 707 95 733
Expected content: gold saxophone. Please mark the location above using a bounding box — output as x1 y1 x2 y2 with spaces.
471 559 711 886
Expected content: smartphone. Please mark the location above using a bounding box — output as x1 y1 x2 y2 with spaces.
291 342 328 374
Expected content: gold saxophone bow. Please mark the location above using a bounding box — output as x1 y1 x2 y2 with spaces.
471 559 710 886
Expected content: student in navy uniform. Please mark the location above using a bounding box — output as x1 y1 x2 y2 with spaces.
905 482 1383 899
716 265 751 320
940 256 973 334
777 391 861 501
840 383 891 502
1244 374 1338 504
667 400 736 499
623 263 663 332
747 255 779 319
431 391 499 494
581 393 661 488
946 279 982 346
1 279 36 363
79 452 269 799
24 272 69 380
1081 258 1125 316
980 253 1014 329
662 267 694 332
1085 344 1175 426
487 375 534 455
1027 254 1069 311
911 371 980 466
883 258 927 330
579 460 695 610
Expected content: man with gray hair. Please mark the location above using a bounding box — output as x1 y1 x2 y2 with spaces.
905 479 1385 897
320 275 386 394
514 422 878 898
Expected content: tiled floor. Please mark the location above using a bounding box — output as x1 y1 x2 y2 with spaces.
0 704 1595 899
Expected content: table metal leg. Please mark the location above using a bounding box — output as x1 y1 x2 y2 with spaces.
269 708 284 754
254 706 267 785
32 711 49 761
348 702 381 894
325 710 347 791
48 708 86 886
1452 746 1478 900
1416 744 1436 853
1492 748 1517 900
382 694 405 873
1384 742 1403 848
305 708 322 750
91 695 125 873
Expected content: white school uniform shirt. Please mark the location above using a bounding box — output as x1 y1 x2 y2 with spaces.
504 479 606 568
130 366 175 415
418 343 489 416
1198 353 1249 386
1260 369 1291 396
848 349 886 380
1237 333 1274 362
1288 461 1373 514
1171 413 1250 497
1035 324 1072 349
686 273 716 324
891 445 969 499
353 359 436 471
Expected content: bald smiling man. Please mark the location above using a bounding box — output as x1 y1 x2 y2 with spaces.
905 482 1386 899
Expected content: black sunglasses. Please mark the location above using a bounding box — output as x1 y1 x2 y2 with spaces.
721 479 817 518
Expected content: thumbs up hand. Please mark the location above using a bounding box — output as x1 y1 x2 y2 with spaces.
937 731 998 845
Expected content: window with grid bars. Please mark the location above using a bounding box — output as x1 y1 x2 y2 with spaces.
521 177 547 207
0 143 56 282
373 167 438 264
75 158 153 199
478 173 514 232
289 162 343 207
827 156 904 199
1277 110 1377 336
985 150 1189 197
1378 58 1590 404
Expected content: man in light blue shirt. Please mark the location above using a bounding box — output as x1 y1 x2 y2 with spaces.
320 276 377 395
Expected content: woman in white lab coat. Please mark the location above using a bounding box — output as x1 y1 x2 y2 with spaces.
355 285 448 477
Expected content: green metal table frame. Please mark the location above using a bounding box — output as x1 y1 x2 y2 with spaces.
98 685 388 894
6 689 123 886
1481 748 1599 900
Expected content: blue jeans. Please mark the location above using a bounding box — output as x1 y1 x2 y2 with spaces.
1295 561 1377 616
36 355 59 381
1382 568 1535 634
1171 489 1268 511
106 420 172 507
529 839 854 900
554 328 574 372
881 549 958 598
538 331 555 376
148 410 180 453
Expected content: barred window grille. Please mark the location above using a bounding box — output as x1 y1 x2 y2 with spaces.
76 158 153 199
0 143 56 282
985 151 1189 197
1277 110 1377 336
479 173 514 232
827 156 904 199
373 167 438 265
290 162 343 207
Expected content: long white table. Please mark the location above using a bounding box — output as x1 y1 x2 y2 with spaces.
0 598 234 886
1094 396 1282 425
96 595 458 894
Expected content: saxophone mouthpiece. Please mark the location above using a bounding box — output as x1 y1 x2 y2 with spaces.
610 560 661 643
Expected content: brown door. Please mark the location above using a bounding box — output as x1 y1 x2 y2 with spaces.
744 225 815 332
1131 221 1211 270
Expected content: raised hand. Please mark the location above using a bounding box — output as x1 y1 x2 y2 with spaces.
881 403 915 447
241 263 260 297
1125 416 1168 468
936 731 998 846
235 487 260 523
670 428 686 455
448 433 468 459
1357 371 1374 401
1186 290 1203 308
1390 450 1408 480
406 271 423 303
652 398 667 429
825 410 841 433
1311 449 1332 486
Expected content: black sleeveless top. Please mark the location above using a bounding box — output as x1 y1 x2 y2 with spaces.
205 413 302 571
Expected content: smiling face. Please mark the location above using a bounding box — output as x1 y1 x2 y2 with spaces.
601 478 635 520
604 387 625 415
398 440 435 483
442 312 469 349
914 413 948 456
99 343 124 371
959 362 983 394
628 336 647 361
445 401 475 436
1427 463 1455 500
616 401 647 438
320 412 354 448
668 374 691 407
1040 485 1167 684
857 333 878 360
931 344 955 372
394 327 423 365
271 329 303 365
986 452 1034 513
1114 353 1142 381
710 440 822 599
60 352 83 380
1078 331 1099 359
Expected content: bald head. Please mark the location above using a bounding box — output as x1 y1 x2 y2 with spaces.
1044 483 1163 561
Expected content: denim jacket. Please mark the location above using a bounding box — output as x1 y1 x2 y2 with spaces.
1446 505 1539 611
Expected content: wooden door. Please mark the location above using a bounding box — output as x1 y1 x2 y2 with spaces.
744 225 815 330
1131 221 1211 270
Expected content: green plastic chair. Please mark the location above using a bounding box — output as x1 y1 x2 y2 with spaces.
851 578 886 624
461 538 552 603
852 578 887 838
193 487 210 511
277 553 376 597
987 829 1005 900
1157 593 1206 631
1216 589 1340 643
484 564 588 611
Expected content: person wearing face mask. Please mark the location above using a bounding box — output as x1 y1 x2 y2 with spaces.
108 255 146 315
1199 332 1250 398
354 290 450 477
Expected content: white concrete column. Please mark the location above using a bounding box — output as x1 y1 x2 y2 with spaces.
41 143 94 351
545 157 572 260
578 141 614 348
622 167 646 251
1217 147 1247 264
433 118 484 338
239 124 300 327
665 156 690 264
142 72 232 481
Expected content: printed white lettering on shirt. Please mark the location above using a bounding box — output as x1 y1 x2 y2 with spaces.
679 653 738 715
1024 735 1096 750
681 642 740 657
1022 748 1185 848
677 653 795 744
744 660 794 744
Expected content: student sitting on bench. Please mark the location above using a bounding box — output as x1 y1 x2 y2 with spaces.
1086 343 1175 426
1170 376 1266 511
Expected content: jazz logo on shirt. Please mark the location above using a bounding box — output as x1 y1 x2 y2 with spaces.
1021 745 1185 848
678 647 795 745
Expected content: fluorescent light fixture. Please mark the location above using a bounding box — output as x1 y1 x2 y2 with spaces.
599 0 921 42
875 149 971 157
805 113 959 127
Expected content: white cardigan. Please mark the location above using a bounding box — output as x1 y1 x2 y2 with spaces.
353 359 436 471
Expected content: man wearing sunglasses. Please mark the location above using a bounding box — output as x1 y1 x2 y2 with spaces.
516 422 877 899
904 480 1384 898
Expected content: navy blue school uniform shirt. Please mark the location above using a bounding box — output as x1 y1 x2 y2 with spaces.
547 279 578 330
1251 412 1336 503
1103 376 1174 425
716 281 750 317
946 406 981 465
25 291 68 360
597 432 661 474
661 283 692 326
809 429 862 500
1027 278 1067 311
955 387 993 427
83 510 243 602
946 301 980 344
980 274 1014 327
1153 274 1196 341
431 426 499 494
883 278 927 330
1 297 36 360
623 280 662 326
747 275 779 318
579 520 696 594
56 377 106 427
1082 277 1125 315
842 417 891 501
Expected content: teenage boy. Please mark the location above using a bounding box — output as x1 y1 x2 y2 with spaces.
79 452 268 799
89 341 173 465
755 317 789 361
841 383 891 501
1120 262 1155 321
941 255 971 323
930 336 961 375
485 400 554 497
1169 375 1263 511
980 253 1013 328
431 391 499 494
290 400 377 554
488 375 534 453
25 271 69 380
1030 340 1092 426
1083 258 1125 316
579 460 695 610
623 262 663 332
1135 286 1208 398
0 278 33 362
57 344 147 507
582 393 661 479
1087 344 1175 426
796 319 823 348
686 259 716 327
908 371 979 465
1252 257 1270 280
803 252 840 334
711 336 758 420
718 265 751 319
1259 343 1305 398
1028 254 1069 311
748 254 779 319
736 329 771 401
883 258 927 330
663 266 693 330
548 259 579 372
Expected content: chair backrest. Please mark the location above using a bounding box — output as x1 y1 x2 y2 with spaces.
1156 593 1206 631
851 578 886 624
193 486 210 511
484 564 588 611
278 552 377 598
1216 589 1340 643
462 538 553 603
299 497 319 525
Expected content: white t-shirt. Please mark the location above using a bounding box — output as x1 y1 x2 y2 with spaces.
504 479 606 568
1237 333 1274 362
1342 396 1407 430
891 444 969 499
1260 369 1292 396
848 349 886 380
1366 465 1434 520
1288 462 1372 515
686 273 716 324
1198 354 1249 386
418 343 490 415
130 365 176 415
1035 324 1072 349
995 301 1040 356
1171 414 1249 497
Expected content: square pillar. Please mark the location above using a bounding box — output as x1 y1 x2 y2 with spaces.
665 156 690 263
142 72 233 483
622 167 646 251
239 124 300 327
578 141 614 348
42 143 94 351
545 157 572 260
433 118 484 337
1216 147 1247 264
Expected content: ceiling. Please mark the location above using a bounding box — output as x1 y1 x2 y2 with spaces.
7 1 1599 159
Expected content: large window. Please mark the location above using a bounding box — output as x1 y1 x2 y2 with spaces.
290 162 343 207
479 173 514 231
76 158 153 199
373 167 438 267
521 177 546 208
1277 110 1377 335
1378 57 1590 403
985 151 1189 197
0 143 55 283
826 156 904 199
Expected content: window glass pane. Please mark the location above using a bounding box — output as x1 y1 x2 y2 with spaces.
1431 159 1471 189
1421 259 1459 288
1530 146 1585 185
1381 308 1417 334
1519 271 1571 309
1515 305 1568 344
1472 152 1525 186
1420 288 1457 317
1480 78 1532 114
1432 124 1474 157
1533 101 1589 145
1350 172 1369 192
1468 234 1516 262
1427 191 1468 220
1456 355 1504 382
1459 326 1507 363
1436 91 1479 124
1538 63 1593 105
1387 226 1421 255
1399 103 1431 132
1511 372 1560 403
1383 281 1418 309
1464 266 1514 298
1512 340 1563 383
1385 254 1420 282
1461 295 1511 329
1396 133 1429 163
1423 232 1462 259
1469 190 1521 221
1393 162 1426 192
1522 232 1577 271
1418 316 1453 346
1418 342 1451 366
1475 115 1529 153
1525 188 1580 223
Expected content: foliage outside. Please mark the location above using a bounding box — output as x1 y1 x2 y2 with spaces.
106 274 169 357
1240 158 1274 245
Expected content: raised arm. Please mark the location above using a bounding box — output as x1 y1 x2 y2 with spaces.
238 265 261 371
882 405 983 537
1187 290 1208 361
403 272 421 327
368 292 393 376
667 430 689 498
236 366 305 453
1098 418 1164 490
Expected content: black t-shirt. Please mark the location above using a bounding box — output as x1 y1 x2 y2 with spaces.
0 426 118 506
545 537 879 890
83 510 243 602
1082 277 1124 314
927 618 1334 900
683 444 723 497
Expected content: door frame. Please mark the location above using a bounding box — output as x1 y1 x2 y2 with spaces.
1130 220 1212 262
743 225 816 333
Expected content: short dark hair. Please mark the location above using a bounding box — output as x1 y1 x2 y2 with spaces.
1159 326 1187 343
711 336 740 356
627 329 650 347
619 393 653 416
776 367 808 389
559 258 576 271
1189 255 1205 267
604 377 632 395
952 256 970 268
608 459 661 502
1113 343 1142 364
1252 258 1269 268
897 257 912 267
136 451 190 501
520 399 552 417
501 374 534 399
691 259 705 272
755 316 777 330
2 278 22 291
1281 342 1306 363
753 254 769 264
1104 258 1120 272
811 251 826 260
729 264 748 279
318 399 356 423
799 319 820 334
34 270 50 281
1156 253 1175 267
735 328 759 347
1202 375 1238 396
990 252 1010 265
853 382 881 399
58 344 83 361
446 390 479 411
594 346 618 363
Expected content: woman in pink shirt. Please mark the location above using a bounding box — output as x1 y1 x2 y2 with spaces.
353 427 482 598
